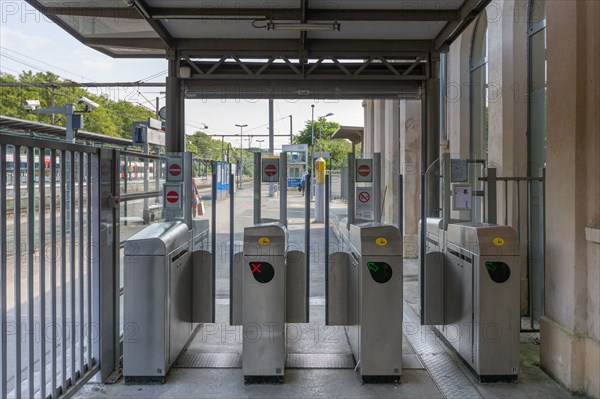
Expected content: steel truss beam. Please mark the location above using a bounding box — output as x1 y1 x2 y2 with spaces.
184 79 422 101
179 55 429 81
177 39 435 57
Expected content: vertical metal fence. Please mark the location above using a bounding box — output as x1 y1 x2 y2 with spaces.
0 134 107 398
480 168 546 331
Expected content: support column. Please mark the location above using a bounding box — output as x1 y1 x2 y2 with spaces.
166 57 185 152
363 100 374 154
384 100 400 224
541 2 600 398
425 59 441 218
400 100 422 258
373 100 385 153
269 99 275 197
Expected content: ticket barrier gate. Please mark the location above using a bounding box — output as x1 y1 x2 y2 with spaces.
421 221 520 382
327 223 403 382
420 218 446 324
231 223 307 383
123 221 215 383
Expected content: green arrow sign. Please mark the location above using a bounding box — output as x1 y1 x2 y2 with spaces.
485 262 497 272
367 262 379 272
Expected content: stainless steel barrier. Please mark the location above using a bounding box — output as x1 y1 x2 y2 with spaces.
232 223 307 383
419 217 446 325
421 221 520 382
123 221 199 383
444 223 520 382
327 223 403 382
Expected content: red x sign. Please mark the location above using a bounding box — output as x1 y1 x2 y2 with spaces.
251 263 262 273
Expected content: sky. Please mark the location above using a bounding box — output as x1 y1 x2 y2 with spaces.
0 1 365 150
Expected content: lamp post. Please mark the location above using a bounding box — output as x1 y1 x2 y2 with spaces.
289 115 293 144
318 112 334 152
235 123 247 188
310 105 315 148
257 139 265 149
314 111 333 224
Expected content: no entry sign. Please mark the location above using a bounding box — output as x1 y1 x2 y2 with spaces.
169 163 181 177
262 156 280 183
265 164 277 177
355 159 373 182
164 183 183 210
166 156 184 182
166 191 179 204
358 164 370 177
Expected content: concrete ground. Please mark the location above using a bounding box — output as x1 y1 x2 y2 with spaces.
76 185 575 399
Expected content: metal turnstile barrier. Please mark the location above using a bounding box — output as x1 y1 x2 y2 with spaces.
123 221 214 383
420 217 446 325
327 223 403 382
422 221 520 382
231 223 307 383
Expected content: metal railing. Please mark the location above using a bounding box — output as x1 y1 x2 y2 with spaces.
0 132 118 398
480 168 546 331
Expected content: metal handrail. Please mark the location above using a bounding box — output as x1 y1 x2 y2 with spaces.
120 191 162 202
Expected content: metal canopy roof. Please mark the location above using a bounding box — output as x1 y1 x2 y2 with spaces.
26 0 490 59
0 115 133 146
332 126 364 144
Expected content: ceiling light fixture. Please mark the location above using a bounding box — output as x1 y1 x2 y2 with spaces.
266 21 341 31
153 15 267 20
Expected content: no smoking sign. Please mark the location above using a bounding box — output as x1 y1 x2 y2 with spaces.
358 191 371 203
355 187 374 220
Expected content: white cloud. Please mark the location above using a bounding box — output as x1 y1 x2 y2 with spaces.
0 25 53 51
81 58 115 72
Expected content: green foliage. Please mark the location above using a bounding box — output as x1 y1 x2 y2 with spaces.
0 71 155 138
186 131 226 160
292 118 353 169
292 118 340 145
314 138 355 170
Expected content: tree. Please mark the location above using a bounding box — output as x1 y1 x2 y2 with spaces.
186 131 226 160
292 118 340 145
292 118 354 169
0 71 155 138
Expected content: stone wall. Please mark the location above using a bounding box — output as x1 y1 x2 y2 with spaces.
541 1 599 397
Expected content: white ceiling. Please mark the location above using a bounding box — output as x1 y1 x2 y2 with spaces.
26 0 488 57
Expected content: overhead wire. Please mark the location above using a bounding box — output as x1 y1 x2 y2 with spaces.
0 46 95 81
0 51 169 125
139 69 167 82
1 47 165 105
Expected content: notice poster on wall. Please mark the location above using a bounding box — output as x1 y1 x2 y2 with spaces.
355 187 374 220
453 184 472 210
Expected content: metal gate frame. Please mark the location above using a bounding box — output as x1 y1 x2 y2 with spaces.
0 133 121 399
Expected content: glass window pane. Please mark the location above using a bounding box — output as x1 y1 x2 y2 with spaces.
529 0 546 26
471 12 488 66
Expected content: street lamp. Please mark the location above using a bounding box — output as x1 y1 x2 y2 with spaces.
311 105 315 147
235 123 247 188
257 139 265 149
319 112 334 143
288 115 293 144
